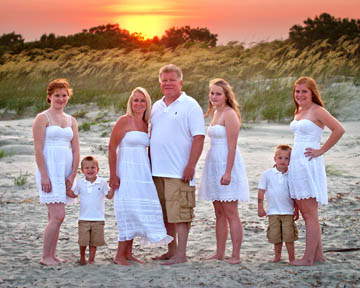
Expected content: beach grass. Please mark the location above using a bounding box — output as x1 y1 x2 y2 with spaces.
0 38 359 121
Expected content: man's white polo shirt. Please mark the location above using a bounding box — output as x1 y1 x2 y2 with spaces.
150 92 205 186
258 167 294 215
74 177 108 221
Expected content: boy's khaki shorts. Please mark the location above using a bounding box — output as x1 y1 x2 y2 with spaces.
267 215 298 244
153 177 195 223
78 220 105 247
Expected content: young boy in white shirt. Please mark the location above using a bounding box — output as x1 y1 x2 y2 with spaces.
67 155 114 265
258 145 299 263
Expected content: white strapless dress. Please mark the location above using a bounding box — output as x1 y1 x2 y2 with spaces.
288 119 328 205
114 131 173 245
199 125 249 202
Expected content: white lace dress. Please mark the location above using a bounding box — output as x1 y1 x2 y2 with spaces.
114 131 173 246
36 113 74 204
199 125 249 202
288 119 328 205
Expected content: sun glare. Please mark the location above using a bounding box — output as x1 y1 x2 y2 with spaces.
109 2 179 39
118 15 169 39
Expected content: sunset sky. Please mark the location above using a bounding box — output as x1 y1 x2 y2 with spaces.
1 0 359 44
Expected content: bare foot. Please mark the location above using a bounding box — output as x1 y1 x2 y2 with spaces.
272 258 281 263
79 259 87 265
290 258 314 266
206 254 225 261
126 254 145 264
54 257 67 263
161 256 187 265
314 255 326 263
152 252 175 261
114 257 131 266
226 257 241 264
40 257 58 266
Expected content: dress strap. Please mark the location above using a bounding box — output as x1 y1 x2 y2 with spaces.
44 112 52 126
68 114 72 127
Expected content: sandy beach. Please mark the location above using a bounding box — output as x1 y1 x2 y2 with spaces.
0 109 359 287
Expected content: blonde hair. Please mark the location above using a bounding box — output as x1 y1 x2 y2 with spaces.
274 144 292 156
293 77 324 114
81 155 99 169
46 79 72 104
206 78 241 121
159 64 183 81
126 87 152 124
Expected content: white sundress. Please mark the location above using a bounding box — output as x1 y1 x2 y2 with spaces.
36 112 74 204
198 125 249 202
114 131 173 246
288 119 328 205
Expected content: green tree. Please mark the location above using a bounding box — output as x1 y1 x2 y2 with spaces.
161 26 218 48
289 13 360 49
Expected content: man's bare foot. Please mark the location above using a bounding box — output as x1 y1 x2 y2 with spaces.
272 258 281 263
226 257 241 264
152 252 175 261
114 257 131 266
79 259 87 265
40 257 58 266
290 258 314 266
161 256 187 265
206 254 225 261
126 254 145 264
54 257 67 263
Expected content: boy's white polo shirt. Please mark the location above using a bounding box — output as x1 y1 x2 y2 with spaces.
74 176 108 221
150 92 205 186
258 167 294 215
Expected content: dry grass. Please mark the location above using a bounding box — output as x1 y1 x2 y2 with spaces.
0 38 359 121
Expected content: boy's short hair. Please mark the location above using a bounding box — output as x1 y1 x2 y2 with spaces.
274 144 292 156
81 155 99 169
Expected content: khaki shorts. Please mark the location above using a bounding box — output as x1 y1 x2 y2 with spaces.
78 220 105 247
153 177 195 223
267 215 298 244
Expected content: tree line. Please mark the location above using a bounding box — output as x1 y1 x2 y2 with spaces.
0 25 217 56
0 13 359 57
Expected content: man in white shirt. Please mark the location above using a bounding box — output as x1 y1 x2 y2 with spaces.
150 64 205 265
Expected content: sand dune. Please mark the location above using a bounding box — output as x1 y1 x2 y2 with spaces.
0 111 359 287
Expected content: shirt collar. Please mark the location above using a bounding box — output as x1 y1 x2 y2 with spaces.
83 176 100 185
161 91 186 105
272 167 288 175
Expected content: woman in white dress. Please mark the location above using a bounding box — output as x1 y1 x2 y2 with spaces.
288 77 345 266
199 79 249 264
108 87 173 266
33 79 80 266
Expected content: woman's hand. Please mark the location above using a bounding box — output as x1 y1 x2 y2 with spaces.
109 176 120 190
65 174 76 190
304 147 322 160
258 207 267 217
220 172 231 185
41 175 52 193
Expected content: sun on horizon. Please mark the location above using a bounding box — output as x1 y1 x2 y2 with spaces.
116 14 170 39
109 2 181 39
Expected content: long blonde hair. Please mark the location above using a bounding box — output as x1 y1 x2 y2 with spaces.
126 87 152 124
206 78 241 121
293 77 324 114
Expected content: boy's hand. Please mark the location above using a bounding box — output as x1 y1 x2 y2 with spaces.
106 187 115 200
66 189 77 198
294 206 299 221
258 207 266 217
